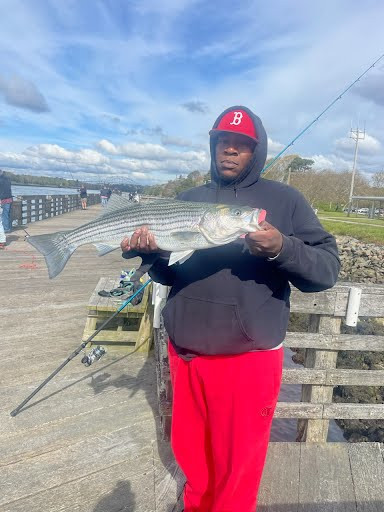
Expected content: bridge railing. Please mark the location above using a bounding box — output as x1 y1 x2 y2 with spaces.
10 193 101 227
154 281 384 442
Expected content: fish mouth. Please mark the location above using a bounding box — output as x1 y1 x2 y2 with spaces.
243 209 263 230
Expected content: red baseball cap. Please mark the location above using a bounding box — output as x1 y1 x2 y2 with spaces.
209 109 258 142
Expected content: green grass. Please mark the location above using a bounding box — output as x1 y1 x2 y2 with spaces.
320 219 384 245
318 211 384 226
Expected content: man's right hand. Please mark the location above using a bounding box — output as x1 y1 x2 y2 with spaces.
121 226 160 254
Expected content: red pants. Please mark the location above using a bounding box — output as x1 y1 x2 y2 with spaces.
168 341 283 512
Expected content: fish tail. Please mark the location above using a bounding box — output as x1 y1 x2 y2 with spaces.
27 231 76 279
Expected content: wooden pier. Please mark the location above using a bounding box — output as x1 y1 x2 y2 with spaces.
0 204 383 511
0 205 181 512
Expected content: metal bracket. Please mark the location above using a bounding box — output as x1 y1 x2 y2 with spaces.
345 286 362 327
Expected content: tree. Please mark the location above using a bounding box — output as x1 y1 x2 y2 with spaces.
371 171 384 189
289 156 314 173
263 155 297 182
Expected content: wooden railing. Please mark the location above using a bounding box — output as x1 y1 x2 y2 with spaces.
154 281 384 442
10 193 100 227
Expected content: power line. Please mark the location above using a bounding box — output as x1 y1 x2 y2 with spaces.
262 53 384 176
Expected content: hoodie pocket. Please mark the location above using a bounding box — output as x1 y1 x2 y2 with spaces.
162 295 256 355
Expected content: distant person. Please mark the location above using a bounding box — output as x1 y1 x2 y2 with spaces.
133 191 140 202
107 188 112 201
79 184 88 210
0 204 6 249
128 192 133 201
0 169 13 235
100 186 109 207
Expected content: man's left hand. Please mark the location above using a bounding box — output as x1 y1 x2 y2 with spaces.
245 221 283 258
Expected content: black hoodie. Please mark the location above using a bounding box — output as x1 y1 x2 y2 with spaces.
149 106 340 358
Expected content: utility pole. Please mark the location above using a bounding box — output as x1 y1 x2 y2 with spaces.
286 165 291 185
347 126 365 216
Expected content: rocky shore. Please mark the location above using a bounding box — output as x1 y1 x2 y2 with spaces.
337 235 384 283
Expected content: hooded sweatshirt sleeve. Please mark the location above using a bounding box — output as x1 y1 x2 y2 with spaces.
271 192 340 292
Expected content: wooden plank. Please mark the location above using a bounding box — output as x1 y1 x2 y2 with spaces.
1 354 155 428
88 276 108 307
0 420 155 506
275 403 324 418
288 285 384 317
1 455 155 512
298 443 356 511
275 402 384 419
258 442 300 511
326 369 384 386
284 333 384 351
348 443 384 512
153 399 384 421
283 368 384 386
153 439 185 512
335 290 384 317
82 329 139 344
298 315 340 442
290 290 336 315
1 399 154 467
323 403 384 420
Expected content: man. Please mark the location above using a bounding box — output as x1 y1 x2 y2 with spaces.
79 184 88 210
121 106 340 511
100 185 109 207
0 204 6 249
0 169 13 245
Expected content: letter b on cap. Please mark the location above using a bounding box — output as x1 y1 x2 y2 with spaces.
230 111 243 126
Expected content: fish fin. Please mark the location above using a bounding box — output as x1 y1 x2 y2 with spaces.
27 231 75 279
93 242 121 256
168 249 195 266
97 194 140 218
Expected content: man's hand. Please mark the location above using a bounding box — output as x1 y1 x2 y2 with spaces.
245 221 283 259
121 226 161 254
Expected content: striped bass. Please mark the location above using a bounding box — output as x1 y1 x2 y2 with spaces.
27 195 266 279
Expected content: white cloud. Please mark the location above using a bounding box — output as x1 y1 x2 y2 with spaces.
132 172 149 179
267 138 285 157
0 1 384 184
335 133 382 155
97 139 118 155
0 140 210 183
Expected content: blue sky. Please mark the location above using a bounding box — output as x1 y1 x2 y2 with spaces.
0 0 383 185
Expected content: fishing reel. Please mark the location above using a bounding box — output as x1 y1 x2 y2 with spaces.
81 345 107 367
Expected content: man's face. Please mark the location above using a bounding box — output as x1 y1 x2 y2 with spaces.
214 133 255 182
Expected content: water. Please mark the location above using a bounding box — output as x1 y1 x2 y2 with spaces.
12 185 100 197
270 348 346 442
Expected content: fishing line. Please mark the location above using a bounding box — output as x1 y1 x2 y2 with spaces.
261 53 384 175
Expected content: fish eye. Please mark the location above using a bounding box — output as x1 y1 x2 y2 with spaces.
234 209 241 216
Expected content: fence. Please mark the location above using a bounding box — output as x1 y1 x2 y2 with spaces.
154 281 384 442
10 193 101 227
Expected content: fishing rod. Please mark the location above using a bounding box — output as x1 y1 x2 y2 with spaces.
10 278 153 417
62 157 78 186
261 53 384 175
